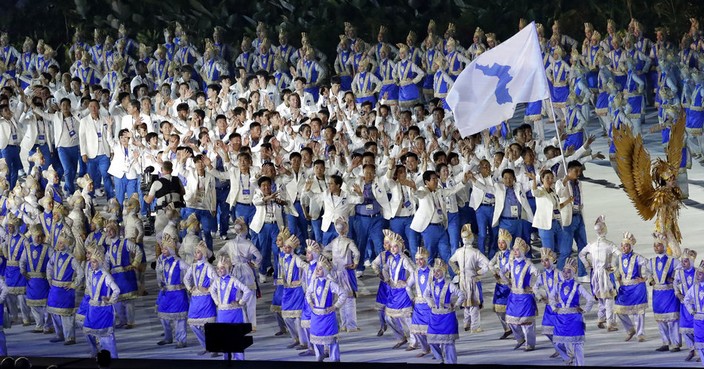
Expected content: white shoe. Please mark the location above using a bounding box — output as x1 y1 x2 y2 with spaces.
355 271 363 278
452 275 460 284
363 260 371 268
258 274 267 284
95 189 105 197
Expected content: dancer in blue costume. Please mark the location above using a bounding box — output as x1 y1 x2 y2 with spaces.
210 254 253 360
185 242 216 356
47 232 83 345
424 258 464 364
155 236 189 348
549 257 595 366
305 255 346 362
615 232 652 342
675 249 698 361
84 250 120 358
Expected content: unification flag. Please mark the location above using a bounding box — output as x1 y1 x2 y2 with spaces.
446 22 550 137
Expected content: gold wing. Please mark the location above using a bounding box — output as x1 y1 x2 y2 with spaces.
613 124 657 220
666 111 686 172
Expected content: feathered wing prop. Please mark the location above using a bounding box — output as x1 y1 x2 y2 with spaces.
666 113 686 172
613 124 656 220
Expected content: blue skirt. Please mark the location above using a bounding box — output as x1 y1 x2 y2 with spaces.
355 95 376 106
615 283 647 313
686 109 704 130
113 270 138 296
272 285 283 306
27 277 50 303
680 304 694 331
525 101 542 119
281 286 304 315
47 286 76 311
551 86 569 104
493 283 510 311
386 286 412 311
216 308 244 324
376 281 389 306
694 319 704 346
347 269 358 292
157 289 189 315
412 302 431 327
596 92 609 114
506 293 537 321
652 289 679 318
564 132 585 150
427 311 459 344
188 294 216 321
380 83 399 101
554 313 586 343
84 305 113 331
542 304 557 329
76 294 90 320
586 71 598 89
340 75 352 91
5 265 26 289
310 311 338 341
301 300 311 321
627 95 643 115
399 84 420 102
614 75 627 91
423 75 434 90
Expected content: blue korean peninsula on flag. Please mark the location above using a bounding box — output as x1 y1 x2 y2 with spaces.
447 22 550 137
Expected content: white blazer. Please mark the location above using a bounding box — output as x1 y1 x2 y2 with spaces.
78 114 113 159
183 170 218 213
556 179 584 227
384 177 417 217
410 186 457 233
351 178 393 220
468 174 496 210
531 187 561 230
281 169 307 205
249 190 291 234
302 175 328 220
473 181 533 227
0 117 19 150
107 143 141 179
304 190 362 232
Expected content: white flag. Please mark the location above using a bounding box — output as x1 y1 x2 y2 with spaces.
447 22 550 137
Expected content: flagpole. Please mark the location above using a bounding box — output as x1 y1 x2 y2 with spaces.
545 96 569 172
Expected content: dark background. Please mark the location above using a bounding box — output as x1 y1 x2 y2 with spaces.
1 0 703 63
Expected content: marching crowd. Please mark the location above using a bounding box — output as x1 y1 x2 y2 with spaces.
0 13 702 367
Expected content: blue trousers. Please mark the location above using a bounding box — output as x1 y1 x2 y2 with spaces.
190 324 206 350
475 205 497 258
113 175 138 205
389 216 419 258
255 223 279 274
1 145 21 189
538 219 562 251
311 218 323 245
287 201 309 250
353 214 385 270
215 185 230 236
459 203 477 234
28 143 52 172
234 202 256 241
558 214 588 276
322 226 338 246
87 154 113 199
421 224 451 262
57 145 80 194
447 211 461 255
182 208 215 251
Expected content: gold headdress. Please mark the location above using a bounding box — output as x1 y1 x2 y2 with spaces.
415 246 429 260
540 248 557 262
306 239 322 256
498 228 513 245
284 234 300 249
584 22 594 33
445 23 456 37
216 254 232 269
591 30 602 41
29 223 44 241
196 240 212 259
622 232 636 246
383 229 405 251
378 25 387 37
90 249 105 264
433 258 448 275
407 31 417 44
682 248 697 263
514 237 530 253
77 174 93 189
276 227 291 248
460 224 474 240
317 254 333 274
180 213 200 233
563 257 578 272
